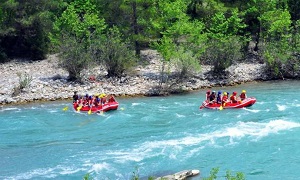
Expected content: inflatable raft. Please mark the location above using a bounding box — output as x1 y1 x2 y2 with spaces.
73 101 119 113
200 97 256 109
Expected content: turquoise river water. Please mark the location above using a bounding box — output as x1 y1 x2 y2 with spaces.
1 80 300 180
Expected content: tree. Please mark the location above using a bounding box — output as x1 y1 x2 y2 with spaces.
58 34 92 81
92 27 137 77
203 10 246 74
51 0 107 81
259 8 293 78
0 0 64 60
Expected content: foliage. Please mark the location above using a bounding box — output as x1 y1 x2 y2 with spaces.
58 34 92 81
203 167 245 180
92 27 137 77
202 36 244 74
52 0 107 81
12 72 33 96
0 0 62 60
0 0 299 79
83 173 93 180
171 46 201 79
202 9 246 74
259 8 293 78
50 0 106 49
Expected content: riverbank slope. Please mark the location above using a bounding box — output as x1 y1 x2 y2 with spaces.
0 50 267 105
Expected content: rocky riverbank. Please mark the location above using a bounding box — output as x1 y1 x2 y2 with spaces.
0 49 267 105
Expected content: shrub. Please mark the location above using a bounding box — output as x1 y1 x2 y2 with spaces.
201 36 243 74
58 33 93 81
12 72 33 96
171 46 201 79
93 27 137 77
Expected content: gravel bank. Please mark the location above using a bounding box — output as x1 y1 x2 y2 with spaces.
0 50 267 105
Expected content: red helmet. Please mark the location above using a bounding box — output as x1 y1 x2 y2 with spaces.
206 90 211 94
233 91 237 95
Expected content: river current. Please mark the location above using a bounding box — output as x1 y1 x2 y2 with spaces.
1 80 300 180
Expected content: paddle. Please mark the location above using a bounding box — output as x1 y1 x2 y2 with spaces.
88 107 92 114
219 102 226 110
219 105 223 110
77 106 82 112
62 106 68 111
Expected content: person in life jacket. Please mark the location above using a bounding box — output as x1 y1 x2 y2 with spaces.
83 94 89 106
88 96 93 108
216 91 222 104
239 90 247 101
206 90 211 102
222 92 228 106
209 91 216 104
100 93 107 104
230 91 238 103
94 95 101 106
108 95 116 102
73 91 79 103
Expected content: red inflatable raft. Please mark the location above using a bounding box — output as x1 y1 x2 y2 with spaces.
73 101 119 113
200 97 256 109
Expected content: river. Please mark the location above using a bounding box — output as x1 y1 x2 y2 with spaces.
1 80 300 180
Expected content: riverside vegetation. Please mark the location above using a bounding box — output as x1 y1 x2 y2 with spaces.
1 1 298 178
0 0 300 105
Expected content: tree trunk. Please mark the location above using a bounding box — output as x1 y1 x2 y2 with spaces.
131 1 140 55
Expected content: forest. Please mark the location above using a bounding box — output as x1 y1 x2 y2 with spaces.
0 0 299 81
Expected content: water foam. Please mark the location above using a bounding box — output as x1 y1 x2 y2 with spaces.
132 102 142 106
130 120 300 156
0 107 19 112
175 113 185 118
5 167 56 180
90 162 111 173
276 104 287 111
242 108 260 113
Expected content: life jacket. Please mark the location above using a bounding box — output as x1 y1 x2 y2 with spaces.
230 95 237 103
94 97 100 106
109 96 115 102
216 95 222 104
206 93 210 101
209 94 216 101
222 95 228 102
83 99 88 106
240 93 246 100
101 97 106 104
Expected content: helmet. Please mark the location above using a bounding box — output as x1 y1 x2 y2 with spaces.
85 94 89 97
242 90 246 93
223 92 227 95
206 90 211 94
89 96 92 99
233 91 237 95
218 91 222 94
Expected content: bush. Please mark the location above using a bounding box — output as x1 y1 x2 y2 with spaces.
201 36 244 74
12 72 33 96
203 167 245 180
58 34 93 81
172 46 201 79
93 27 137 77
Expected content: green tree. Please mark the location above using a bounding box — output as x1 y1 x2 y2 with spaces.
259 8 293 78
0 0 59 60
203 10 246 74
96 0 154 56
92 27 137 77
51 0 107 81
